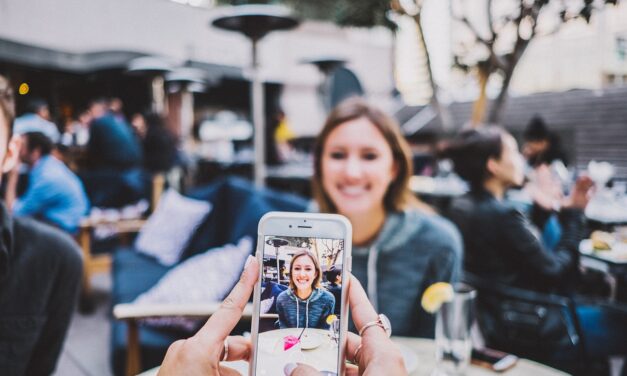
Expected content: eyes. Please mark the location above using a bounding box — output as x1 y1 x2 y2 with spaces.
293 265 313 272
328 150 379 161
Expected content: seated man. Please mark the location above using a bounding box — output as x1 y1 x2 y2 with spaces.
0 75 83 375
6 131 89 234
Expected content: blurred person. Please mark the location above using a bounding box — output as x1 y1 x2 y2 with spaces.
325 265 342 315
109 97 126 122
80 98 145 207
0 75 83 375
312 97 462 337
445 127 627 359
158 256 407 376
13 98 60 143
522 115 568 168
520 115 571 250
60 107 91 147
276 250 335 329
132 112 177 173
4 131 89 234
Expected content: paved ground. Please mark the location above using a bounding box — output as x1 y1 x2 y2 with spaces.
54 273 113 376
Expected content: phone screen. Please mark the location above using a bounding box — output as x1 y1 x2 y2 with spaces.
255 235 345 376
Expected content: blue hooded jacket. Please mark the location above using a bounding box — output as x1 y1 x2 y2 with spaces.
276 288 335 329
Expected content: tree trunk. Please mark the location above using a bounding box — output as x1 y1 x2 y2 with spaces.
471 66 489 128
487 67 514 124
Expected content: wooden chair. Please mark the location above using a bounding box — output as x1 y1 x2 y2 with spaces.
78 173 166 309
113 303 278 376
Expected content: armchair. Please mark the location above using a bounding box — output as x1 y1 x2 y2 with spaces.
110 177 308 375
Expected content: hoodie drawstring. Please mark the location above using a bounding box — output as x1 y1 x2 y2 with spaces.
305 299 310 329
367 245 379 312
295 291 312 329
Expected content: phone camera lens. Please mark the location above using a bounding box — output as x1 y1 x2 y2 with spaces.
289 225 292 228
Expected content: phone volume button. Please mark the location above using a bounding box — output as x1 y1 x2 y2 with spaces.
347 256 352 272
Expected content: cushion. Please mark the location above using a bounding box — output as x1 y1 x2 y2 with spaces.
134 189 212 266
133 237 253 305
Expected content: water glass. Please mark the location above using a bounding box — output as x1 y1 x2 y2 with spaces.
328 316 340 344
433 284 476 376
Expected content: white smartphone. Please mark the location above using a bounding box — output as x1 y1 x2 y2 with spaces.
250 212 352 376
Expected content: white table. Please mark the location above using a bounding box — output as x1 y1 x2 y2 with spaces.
138 337 567 376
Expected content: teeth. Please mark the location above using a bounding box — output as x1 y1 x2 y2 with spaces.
340 186 367 195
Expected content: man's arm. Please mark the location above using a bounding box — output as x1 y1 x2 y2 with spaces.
25 233 83 375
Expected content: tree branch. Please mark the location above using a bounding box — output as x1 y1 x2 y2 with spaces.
487 0 496 41
455 15 492 47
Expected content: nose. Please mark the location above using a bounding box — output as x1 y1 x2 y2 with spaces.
344 155 363 179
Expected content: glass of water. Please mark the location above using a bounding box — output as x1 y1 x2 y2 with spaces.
433 284 476 376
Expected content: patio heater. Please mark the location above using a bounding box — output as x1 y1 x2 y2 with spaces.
165 67 212 141
266 237 289 282
127 56 175 115
212 5 300 187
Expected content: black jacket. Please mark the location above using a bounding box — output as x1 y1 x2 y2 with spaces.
0 203 83 376
446 190 585 293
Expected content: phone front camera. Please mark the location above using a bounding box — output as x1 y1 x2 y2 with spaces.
289 225 292 228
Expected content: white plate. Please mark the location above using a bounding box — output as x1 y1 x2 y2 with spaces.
398 343 419 373
300 332 323 350
580 239 627 263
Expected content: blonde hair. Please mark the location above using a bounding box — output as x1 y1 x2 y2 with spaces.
288 250 322 290
312 97 423 214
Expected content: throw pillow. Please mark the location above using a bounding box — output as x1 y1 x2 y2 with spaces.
134 237 253 305
135 189 212 266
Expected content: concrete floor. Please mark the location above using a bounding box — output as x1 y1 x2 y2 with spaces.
54 273 113 376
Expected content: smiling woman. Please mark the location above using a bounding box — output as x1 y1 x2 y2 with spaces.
311 97 463 337
276 250 335 330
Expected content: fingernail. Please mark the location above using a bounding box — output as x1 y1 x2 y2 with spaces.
283 362 297 376
244 255 255 268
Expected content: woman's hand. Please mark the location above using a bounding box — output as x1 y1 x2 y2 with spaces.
159 258 407 376
562 175 595 210
157 255 258 376
286 275 407 376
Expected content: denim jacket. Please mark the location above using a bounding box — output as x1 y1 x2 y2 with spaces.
276 288 335 329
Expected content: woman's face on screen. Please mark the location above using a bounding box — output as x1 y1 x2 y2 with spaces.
291 255 317 291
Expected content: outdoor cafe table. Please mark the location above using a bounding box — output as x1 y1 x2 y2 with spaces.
579 239 627 301
137 336 567 376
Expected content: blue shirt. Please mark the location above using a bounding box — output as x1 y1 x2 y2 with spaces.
14 155 90 233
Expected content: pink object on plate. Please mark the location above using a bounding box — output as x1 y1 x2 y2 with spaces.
283 335 300 351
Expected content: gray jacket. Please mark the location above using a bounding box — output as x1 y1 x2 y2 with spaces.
276 288 335 329
351 210 462 338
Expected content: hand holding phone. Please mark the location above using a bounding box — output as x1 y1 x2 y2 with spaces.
252 212 352 375
157 252 407 376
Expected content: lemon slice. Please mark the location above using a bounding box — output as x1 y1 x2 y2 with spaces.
326 314 338 325
421 282 454 313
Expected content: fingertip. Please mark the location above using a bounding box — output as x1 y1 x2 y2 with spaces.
242 255 259 285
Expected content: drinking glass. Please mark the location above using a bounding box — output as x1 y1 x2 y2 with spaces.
433 284 476 376
328 316 340 344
